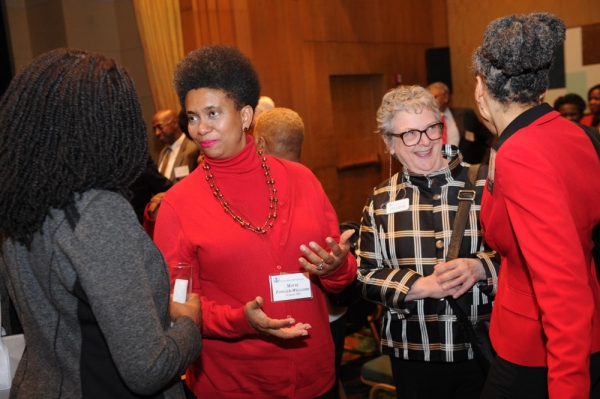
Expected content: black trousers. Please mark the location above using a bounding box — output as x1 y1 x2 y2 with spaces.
390 357 485 399
481 352 600 398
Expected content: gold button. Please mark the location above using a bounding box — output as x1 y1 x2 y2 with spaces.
433 194 441 200
435 240 444 249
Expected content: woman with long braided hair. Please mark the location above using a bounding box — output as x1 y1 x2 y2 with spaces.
0 48 202 398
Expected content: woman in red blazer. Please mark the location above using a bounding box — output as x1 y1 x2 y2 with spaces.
473 13 600 398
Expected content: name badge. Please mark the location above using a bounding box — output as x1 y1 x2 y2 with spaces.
174 165 190 178
385 198 409 214
269 272 312 302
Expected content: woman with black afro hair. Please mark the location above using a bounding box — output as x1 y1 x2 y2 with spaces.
0 48 202 398
473 13 600 398
152 44 357 398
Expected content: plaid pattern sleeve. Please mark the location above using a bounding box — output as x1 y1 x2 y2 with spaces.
356 150 499 363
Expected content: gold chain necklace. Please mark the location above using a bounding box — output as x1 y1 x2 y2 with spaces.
202 150 278 234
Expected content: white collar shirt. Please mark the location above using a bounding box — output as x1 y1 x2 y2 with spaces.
159 134 185 180
443 108 460 147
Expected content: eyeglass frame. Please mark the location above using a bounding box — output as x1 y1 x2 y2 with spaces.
386 122 444 147
152 118 176 132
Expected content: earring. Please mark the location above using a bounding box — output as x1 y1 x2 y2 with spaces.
243 127 248 132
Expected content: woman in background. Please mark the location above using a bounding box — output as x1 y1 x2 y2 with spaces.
553 93 586 123
581 84 600 127
473 13 600 398
0 48 202 399
154 45 356 399
356 85 498 399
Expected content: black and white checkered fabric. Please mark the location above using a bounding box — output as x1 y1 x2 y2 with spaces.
356 146 498 363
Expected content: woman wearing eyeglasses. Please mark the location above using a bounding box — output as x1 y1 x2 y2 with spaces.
356 85 499 399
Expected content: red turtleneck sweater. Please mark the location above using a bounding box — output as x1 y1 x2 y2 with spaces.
154 137 357 399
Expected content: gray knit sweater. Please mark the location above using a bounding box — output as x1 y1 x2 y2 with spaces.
0 190 202 398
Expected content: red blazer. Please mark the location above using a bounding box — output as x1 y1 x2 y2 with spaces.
580 113 596 127
481 104 600 398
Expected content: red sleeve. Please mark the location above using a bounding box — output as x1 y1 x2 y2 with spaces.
142 203 155 239
580 114 594 127
499 144 594 397
154 199 256 339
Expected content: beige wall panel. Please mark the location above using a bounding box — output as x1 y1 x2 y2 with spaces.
231 0 252 56
181 0 237 51
5 6 33 73
180 0 201 51
447 0 600 111
61 0 157 160
300 0 435 45
62 0 120 53
25 0 67 56
114 0 145 51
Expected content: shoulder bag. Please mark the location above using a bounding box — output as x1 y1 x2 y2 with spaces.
444 164 496 376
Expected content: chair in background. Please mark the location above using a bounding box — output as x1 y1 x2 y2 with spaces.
337 222 394 399
360 354 396 399
359 306 395 399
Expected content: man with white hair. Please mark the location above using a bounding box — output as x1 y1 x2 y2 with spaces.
250 95 275 129
427 82 492 164
253 107 304 163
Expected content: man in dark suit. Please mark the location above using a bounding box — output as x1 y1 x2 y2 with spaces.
153 109 200 182
428 82 493 164
128 156 173 224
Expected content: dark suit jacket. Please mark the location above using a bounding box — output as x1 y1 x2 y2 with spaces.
128 157 173 224
450 107 492 164
158 136 200 182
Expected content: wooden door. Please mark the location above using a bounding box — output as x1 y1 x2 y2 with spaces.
330 74 397 224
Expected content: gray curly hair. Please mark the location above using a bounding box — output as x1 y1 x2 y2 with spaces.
376 85 441 148
472 12 565 105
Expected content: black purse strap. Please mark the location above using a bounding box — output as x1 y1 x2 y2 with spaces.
446 164 480 322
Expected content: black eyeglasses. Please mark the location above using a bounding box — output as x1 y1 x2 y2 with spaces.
153 118 175 132
387 122 444 147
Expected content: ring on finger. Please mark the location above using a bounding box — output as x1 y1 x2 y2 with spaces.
316 261 324 271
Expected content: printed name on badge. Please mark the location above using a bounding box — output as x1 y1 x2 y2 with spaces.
270 272 312 302
386 198 409 214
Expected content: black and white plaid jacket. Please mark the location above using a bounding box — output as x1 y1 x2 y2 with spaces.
356 146 498 363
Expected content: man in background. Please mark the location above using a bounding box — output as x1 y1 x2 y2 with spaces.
249 95 276 131
153 109 199 182
254 107 304 163
428 82 492 164
254 107 349 399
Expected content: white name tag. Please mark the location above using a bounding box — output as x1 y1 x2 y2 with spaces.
174 165 190 178
269 272 312 302
385 198 409 214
